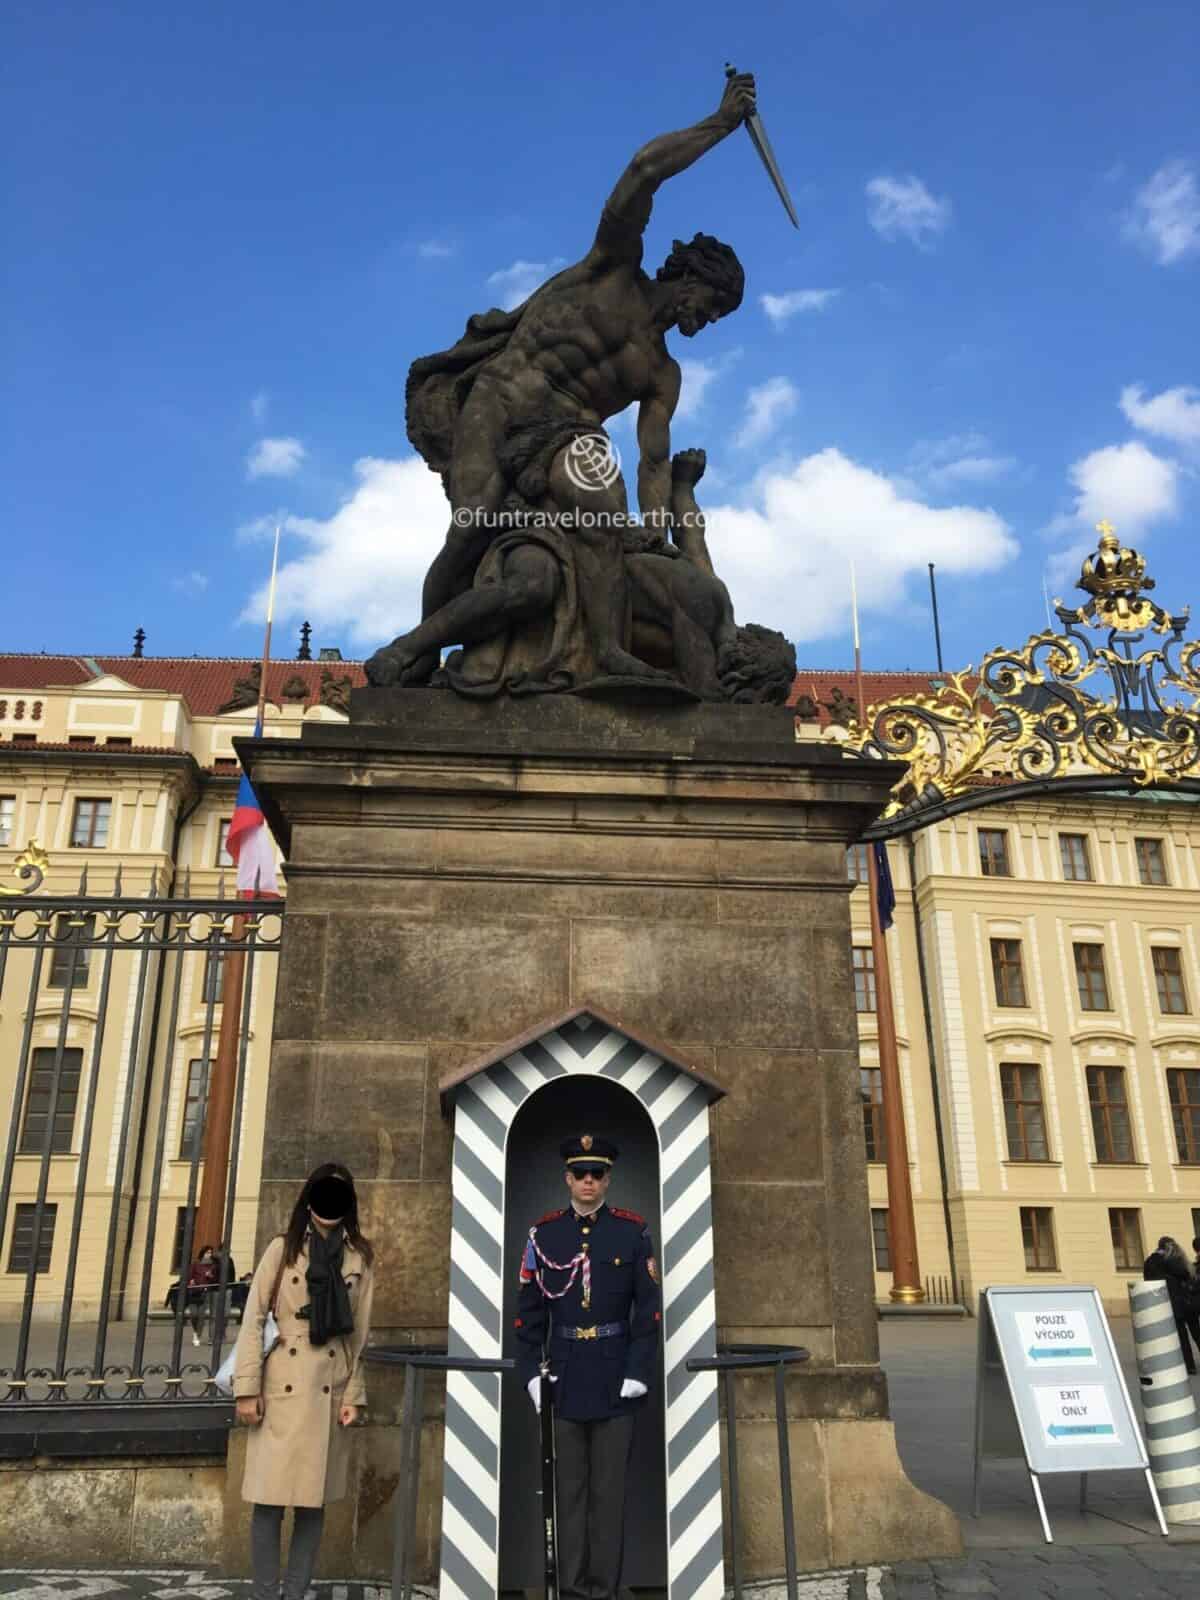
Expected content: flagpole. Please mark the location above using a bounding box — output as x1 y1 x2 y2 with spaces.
256 524 281 727
193 528 280 1289
850 564 925 1306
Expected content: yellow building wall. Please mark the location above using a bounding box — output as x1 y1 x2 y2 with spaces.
0 671 335 1321
853 795 1200 1315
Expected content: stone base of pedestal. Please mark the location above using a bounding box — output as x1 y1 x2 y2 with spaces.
220 693 961 1581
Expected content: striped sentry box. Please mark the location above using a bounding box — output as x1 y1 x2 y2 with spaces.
1128 1280 1200 1522
439 1006 727 1600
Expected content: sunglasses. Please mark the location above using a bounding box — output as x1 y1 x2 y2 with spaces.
571 1166 608 1180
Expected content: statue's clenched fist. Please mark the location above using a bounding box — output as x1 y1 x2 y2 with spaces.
718 71 756 130
671 448 707 488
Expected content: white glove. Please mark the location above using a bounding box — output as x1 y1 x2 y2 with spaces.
527 1374 557 1412
620 1378 647 1400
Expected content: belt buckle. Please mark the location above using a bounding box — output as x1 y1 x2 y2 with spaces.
577 1326 597 1340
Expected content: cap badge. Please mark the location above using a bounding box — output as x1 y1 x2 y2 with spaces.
581 1135 593 1151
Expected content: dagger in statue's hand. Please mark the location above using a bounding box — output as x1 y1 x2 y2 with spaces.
724 62 800 228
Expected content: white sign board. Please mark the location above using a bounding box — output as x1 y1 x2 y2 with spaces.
973 1285 1163 1542
980 1286 1145 1476
1031 1384 1117 1446
1015 1308 1098 1368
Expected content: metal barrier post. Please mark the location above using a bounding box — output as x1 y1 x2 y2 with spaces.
723 1366 743 1600
393 1361 419 1600
774 1358 798 1600
366 1348 515 1600
686 1344 809 1598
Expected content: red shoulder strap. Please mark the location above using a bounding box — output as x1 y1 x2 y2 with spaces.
536 1208 567 1224
610 1206 645 1225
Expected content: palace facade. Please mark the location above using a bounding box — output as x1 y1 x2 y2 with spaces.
1 652 1197 1322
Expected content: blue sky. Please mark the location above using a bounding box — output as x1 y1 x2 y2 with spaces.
4 0 1198 672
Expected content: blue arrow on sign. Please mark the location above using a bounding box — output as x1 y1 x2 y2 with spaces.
1048 1423 1115 1438
1029 1345 1094 1361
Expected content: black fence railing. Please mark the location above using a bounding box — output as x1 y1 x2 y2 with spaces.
364 1344 811 1600
686 1344 811 1600
923 1272 964 1307
364 1348 515 1600
0 880 283 1407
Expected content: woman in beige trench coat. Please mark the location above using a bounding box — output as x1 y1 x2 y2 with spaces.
233 1162 375 1600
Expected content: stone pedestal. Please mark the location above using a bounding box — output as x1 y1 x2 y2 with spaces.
234 692 960 1579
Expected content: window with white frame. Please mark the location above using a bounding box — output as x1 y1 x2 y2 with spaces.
1134 838 1167 886
1059 833 1093 882
70 797 111 848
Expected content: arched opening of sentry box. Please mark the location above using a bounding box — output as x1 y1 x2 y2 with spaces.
439 1005 727 1600
500 1071 665 1592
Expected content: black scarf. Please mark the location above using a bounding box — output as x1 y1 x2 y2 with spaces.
304 1225 355 1345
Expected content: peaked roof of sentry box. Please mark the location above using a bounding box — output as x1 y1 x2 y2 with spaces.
439 1004 728 1114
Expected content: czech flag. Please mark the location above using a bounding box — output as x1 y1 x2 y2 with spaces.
225 719 279 897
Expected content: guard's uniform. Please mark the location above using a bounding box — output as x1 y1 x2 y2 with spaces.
513 1139 661 1600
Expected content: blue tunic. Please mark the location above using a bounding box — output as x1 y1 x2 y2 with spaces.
514 1203 661 1422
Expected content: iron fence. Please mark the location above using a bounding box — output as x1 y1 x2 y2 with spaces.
0 875 283 1405
923 1272 964 1307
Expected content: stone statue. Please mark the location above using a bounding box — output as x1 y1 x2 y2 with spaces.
365 72 794 704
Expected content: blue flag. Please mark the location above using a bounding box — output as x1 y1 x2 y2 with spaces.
874 841 895 932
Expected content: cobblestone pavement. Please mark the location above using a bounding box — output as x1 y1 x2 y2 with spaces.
885 1543 1200 1597
4 1553 1200 1600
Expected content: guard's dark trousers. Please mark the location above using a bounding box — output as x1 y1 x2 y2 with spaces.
555 1412 636 1600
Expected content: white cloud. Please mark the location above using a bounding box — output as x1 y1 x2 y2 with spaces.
240 457 449 647
1120 382 1200 447
1123 161 1200 265
866 175 951 248
760 288 841 328
247 437 306 480
926 455 1015 489
735 377 798 449
704 448 1016 641
172 571 209 593
676 359 720 422
908 434 1016 491
486 257 567 310
250 391 269 423
418 238 455 259
1046 441 1178 583
240 446 1017 653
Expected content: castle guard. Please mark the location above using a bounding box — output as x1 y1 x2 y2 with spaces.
514 1136 662 1600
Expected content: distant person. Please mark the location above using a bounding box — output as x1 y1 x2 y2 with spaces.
231 1162 375 1600
1144 1236 1200 1376
185 1244 219 1347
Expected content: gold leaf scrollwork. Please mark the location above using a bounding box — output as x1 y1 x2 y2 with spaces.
0 841 50 898
836 524 1200 826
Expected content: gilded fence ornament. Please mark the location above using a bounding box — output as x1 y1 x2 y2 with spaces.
838 524 1200 836
0 841 50 898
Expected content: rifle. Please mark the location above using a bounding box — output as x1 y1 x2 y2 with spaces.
539 1358 558 1600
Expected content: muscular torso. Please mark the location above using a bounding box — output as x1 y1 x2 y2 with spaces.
471 257 676 428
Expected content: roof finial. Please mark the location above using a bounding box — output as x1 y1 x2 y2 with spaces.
298 621 312 661
133 627 146 659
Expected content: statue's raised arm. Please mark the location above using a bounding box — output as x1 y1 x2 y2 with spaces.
591 72 757 262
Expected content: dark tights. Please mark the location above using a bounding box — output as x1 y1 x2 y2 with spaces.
251 1503 325 1600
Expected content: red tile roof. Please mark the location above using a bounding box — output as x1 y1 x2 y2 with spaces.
0 656 94 689
0 655 366 717
788 670 945 726
0 742 182 757
1 654 958 728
